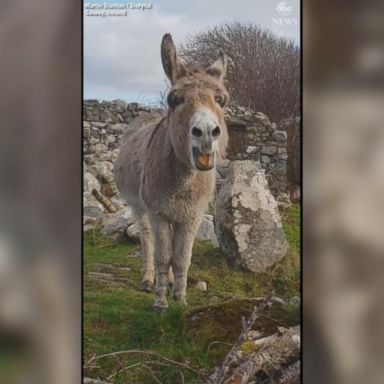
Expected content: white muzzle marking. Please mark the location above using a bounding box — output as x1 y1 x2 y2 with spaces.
189 108 220 170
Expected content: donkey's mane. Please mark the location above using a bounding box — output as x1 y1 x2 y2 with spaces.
146 116 166 150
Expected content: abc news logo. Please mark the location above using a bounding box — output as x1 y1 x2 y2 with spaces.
273 2 298 26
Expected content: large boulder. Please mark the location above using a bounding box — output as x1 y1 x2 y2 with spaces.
196 214 219 247
214 160 287 272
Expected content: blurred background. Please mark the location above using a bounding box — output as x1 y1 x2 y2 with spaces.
0 0 383 383
304 1 384 383
0 0 81 383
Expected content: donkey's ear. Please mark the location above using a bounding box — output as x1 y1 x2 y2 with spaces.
161 34 186 84
207 49 227 82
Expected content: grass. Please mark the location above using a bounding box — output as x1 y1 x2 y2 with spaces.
83 204 300 383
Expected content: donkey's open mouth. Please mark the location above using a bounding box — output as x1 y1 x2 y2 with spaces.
192 147 215 171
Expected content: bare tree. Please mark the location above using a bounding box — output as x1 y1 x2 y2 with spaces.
179 22 300 122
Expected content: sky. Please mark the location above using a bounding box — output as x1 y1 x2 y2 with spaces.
84 0 300 103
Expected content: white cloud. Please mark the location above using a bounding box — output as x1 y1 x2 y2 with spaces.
84 0 300 102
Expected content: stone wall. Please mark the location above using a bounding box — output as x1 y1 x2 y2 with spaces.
224 106 291 198
83 100 164 231
83 101 297 202
278 116 301 198
83 99 163 158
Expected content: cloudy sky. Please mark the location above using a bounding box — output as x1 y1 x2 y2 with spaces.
84 0 300 103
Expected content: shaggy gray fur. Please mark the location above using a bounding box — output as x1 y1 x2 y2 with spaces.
114 34 229 310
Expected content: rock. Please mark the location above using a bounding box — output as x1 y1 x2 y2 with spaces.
289 296 300 307
127 102 139 110
274 130 288 141
84 99 99 105
277 192 291 208
101 209 135 239
261 145 277 155
84 172 100 195
261 155 270 164
109 123 127 134
105 135 116 145
92 161 114 183
94 143 108 153
92 122 107 128
126 222 140 242
214 160 287 273
246 145 258 154
84 205 103 222
196 214 219 247
101 181 118 198
196 281 207 291
225 115 247 127
110 99 127 113
83 126 91 138
83 204 104 231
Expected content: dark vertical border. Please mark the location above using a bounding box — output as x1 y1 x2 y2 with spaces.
300 0 304 381
81 0 84 382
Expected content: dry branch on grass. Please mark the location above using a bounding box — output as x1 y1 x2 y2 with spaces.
208 296 300 384
84 349 204 378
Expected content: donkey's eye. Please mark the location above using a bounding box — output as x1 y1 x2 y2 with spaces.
215 95 225 107
167 93 184 109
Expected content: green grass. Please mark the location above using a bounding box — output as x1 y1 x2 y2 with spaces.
83 204 300 383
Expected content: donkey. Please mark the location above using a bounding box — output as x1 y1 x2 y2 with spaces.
114 33 229 311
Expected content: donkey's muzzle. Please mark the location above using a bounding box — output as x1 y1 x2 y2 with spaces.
192 147 215 171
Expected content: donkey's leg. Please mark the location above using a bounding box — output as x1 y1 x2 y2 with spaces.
168 265 174 290
172 218 201 306
150 216 173 311
137 213 155 292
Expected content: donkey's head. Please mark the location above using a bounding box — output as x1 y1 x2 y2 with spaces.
161 34 229 171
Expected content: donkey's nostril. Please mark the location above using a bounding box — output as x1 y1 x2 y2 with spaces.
191 127 203 137
212 126 221 137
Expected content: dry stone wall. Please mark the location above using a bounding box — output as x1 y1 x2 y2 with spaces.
224 106 293 198
83 101 297 201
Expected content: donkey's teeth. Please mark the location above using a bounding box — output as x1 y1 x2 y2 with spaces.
197 154 211 166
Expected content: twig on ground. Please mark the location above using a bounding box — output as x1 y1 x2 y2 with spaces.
207 341 233 353
85 349 203 377
179 370 185 384
141 364 164 384
96 242 117 249
106 361 141 381
122 246 140 257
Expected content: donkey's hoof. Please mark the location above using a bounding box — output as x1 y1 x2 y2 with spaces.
173 294 188 306
141 280 154 292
